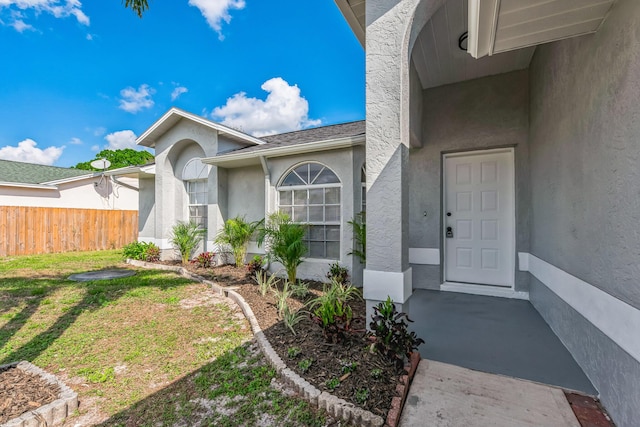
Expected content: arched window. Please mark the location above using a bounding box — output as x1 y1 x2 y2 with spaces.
278 163 341 259
183 158 209 228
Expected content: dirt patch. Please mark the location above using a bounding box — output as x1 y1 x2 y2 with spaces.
0 365 60 423
181 263 401 419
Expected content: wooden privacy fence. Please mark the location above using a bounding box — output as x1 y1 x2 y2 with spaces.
0 206 138 257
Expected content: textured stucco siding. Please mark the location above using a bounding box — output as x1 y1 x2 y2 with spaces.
138 177 155 238
409 70 530 290
528 1 640 424
226 165 264 222
529 0 640 309
530 277 640 427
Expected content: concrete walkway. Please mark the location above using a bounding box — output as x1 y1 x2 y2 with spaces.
400 359 581 427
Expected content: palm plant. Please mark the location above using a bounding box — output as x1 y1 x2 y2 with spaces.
215 216 262 268
348 212 366 264
257 212 307 285
170 221 207 264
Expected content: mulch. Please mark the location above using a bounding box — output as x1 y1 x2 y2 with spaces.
0 366 60 424
176 262 402 419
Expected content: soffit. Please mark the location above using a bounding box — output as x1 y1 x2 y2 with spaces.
412 0 535 89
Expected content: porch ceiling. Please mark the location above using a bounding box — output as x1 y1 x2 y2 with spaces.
335 0 615 90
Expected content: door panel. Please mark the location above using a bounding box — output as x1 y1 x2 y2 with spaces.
444 150 514 287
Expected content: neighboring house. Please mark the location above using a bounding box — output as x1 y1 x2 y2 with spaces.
331 0 638 426
0 159 141 256
0 159 139 210
135 108 366 284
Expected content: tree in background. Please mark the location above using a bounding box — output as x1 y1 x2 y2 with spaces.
74 149 154 171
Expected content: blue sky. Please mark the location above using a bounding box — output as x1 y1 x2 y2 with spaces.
0 0 364 167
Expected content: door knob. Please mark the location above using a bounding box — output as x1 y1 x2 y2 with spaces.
446 212 452 217
446 226 453 238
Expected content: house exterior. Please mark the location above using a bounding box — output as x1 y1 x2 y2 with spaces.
331 0 640 426
135 108 366 283
0 159 139 210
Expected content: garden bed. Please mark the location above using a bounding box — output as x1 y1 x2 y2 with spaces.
169 261 404 420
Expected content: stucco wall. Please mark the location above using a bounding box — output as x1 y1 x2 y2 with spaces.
226 165 264 222
409 70 530 290
528 0 640 424
138 177 155 238
0 176 139 210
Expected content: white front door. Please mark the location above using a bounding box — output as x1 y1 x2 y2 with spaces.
443 149 515 287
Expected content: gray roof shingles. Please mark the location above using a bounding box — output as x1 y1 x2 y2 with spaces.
217 120 365 157
0 159 91 184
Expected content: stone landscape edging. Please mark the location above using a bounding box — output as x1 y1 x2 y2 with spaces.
127 259 422 427
1 361 78 427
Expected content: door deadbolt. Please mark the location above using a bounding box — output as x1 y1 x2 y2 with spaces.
446 226 454 238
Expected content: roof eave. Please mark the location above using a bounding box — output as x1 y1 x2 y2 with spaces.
334 0 365 47
0 181 58 190
202 134 365 168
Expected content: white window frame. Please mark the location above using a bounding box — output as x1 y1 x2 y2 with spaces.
183 158 209 228
277 163 342 260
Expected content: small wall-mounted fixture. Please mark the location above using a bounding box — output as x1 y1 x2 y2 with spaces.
458 31 468 51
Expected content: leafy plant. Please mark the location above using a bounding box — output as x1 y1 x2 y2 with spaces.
272 281 293 318
255 270 279 297
287 347 301 359
291 280 310 299
282 305 305 335
325 377 340 391
170 221 207 264
74 148 154 171
369 296 425 370
340 360 358 374
370 368 383 380
215 216 262 268
326 262 349 284
310 279 360 343
122 241 160 262
144 244 160 262
355 388 369 405
298 358 313 373
348 212 366 264
257 212 307 285
246 255 264 276
191 251 215 268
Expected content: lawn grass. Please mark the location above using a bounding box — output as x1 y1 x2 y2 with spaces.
0 250 327 425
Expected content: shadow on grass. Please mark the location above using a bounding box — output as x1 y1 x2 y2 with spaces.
0 269 193 365
94 341 327 427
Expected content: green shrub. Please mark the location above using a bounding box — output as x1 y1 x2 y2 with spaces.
246 255 264 276
215 216 262 268
310 279 360 343
326 262 349 284
170 221 207 264
369 296 425 370
257 212 307 285
122 241 160 262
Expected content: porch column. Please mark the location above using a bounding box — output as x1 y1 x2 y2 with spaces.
364 0 443 318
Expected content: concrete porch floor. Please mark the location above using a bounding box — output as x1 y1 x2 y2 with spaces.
408 290 596 395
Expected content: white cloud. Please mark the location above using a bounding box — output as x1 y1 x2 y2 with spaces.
212 77 321 137
90 144 99 152
171 86 188 101
68 137 82 145
118 84 155 113
104 130 138 150
0 138 64 165
188 0 245 39
0 0 90 31
92 126 106 136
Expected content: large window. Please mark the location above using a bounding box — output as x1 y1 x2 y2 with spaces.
183 158 208 228
278 163 341 259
